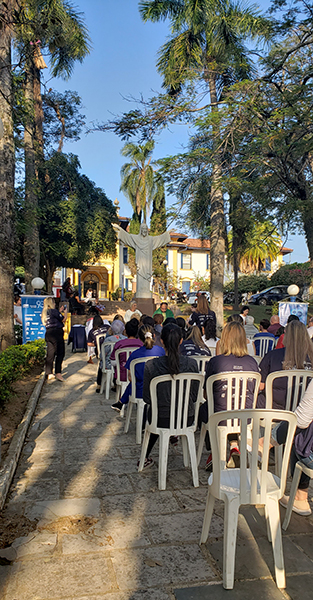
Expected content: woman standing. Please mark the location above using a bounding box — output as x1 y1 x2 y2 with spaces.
189 294 216 330
42 297 67 381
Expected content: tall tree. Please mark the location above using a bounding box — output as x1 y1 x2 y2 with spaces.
0 1 15 349
139 0 271 327
15 0 90 290
37 152 117 292
120 139 163 223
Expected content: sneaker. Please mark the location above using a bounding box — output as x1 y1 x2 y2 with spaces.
137 457 154 470
280 495 312 516
227 447 240 468
87 357 94 364
205 453 213 471
111 401 123 412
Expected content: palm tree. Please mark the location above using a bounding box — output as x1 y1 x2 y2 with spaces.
16 0 90 290
0 0 15 348
120 140 164 224
139 0 270 326
228 220 282 274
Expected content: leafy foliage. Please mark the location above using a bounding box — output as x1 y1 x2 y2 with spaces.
0 340 46 405
42 90 86 153
36 152 117 288
224 274 269 294
192 274 210 292
270 262 313 288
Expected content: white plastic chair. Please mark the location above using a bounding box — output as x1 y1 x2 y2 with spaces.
96 333 107 358
206 346 216 357
86 319 96 361
115 347 136 403
200 408 297 589
124 356 155 444
197 371 261 467
100 342 115 399
188 354 212 375
265 369 313 474
138 372 204 490
282 461 313 530
253 335 276 358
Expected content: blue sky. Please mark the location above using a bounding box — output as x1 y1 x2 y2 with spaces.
45 0 309 264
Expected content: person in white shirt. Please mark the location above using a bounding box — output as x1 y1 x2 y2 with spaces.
307 316 313 338
124 301 142 323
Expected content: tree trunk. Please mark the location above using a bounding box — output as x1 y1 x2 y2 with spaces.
0 1 15 349
208 73 225 330
45 258 55 295
33 64 44 156
233 235 240 311
23 58 40 291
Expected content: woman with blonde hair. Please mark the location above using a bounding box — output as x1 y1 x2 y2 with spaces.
258 319 313 410
41 297 67 381
199 321 259 470
189 293 216 330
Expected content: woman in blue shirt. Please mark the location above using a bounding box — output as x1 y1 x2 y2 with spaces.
41 297 67 381
111 324 165 412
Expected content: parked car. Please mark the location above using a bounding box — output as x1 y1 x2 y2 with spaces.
248 285 300 306
223 291 243 305
187 291 211 304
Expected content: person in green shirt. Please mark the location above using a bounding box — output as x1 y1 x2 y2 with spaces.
153 302 174 320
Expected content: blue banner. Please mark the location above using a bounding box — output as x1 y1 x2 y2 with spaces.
21 295 46 344
279 302 308 327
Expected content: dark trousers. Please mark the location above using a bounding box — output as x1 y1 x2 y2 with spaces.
45 328 65 375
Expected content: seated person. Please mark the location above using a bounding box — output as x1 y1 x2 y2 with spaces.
244 315 259 339
240 305 250 325
111 324 165 412
87 315 110 364
267 314 282 336
153 313 164 347
176 316 188 340
216 314 256 356
153 301 174 320
180 324 211 356
259 378 313 516
253 318 275 355
276 314 299 349
202 319 219 350
199 321 259 470
257 319 313 409
110 318 143 384
69 291 85 315
124 301 142 323
140 323 199 469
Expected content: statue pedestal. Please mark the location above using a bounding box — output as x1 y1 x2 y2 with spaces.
136 297 156 317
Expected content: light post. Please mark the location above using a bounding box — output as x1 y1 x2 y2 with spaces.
31 277 45 295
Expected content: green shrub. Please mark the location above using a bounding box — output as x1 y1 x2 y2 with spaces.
0 340 46 406
224 274 269 295
111 287 133 301
270 262 313 288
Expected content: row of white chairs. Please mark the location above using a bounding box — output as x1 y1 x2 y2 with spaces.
96 341 313 591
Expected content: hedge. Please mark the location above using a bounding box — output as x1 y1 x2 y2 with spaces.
0 340 46 407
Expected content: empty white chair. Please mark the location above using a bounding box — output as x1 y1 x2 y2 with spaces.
100 342 115 399
265 369 313 474
200 408 297 589
124 356 155 444
253 335 276 358
197 371 261 466
138 372 204 490
282 461 313 530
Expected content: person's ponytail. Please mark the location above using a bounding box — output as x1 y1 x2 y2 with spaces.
161 323 182 376
138 325 154 350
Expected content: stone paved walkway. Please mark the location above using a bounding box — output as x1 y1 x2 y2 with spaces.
1 349 313 599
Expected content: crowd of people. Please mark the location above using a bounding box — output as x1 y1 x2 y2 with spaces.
40 290 313 520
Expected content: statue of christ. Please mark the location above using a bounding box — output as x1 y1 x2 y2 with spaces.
113 223 170 298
